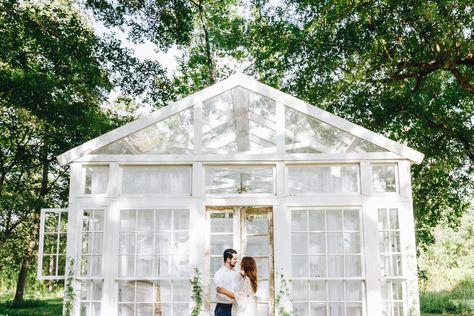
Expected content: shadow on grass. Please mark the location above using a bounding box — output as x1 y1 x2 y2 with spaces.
420 279 474 315
0 293 63 316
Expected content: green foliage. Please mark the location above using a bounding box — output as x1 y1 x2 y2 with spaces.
190 268 203 316
63 259 75 316
275 273 293 316
420 291 472 314
418 208 474 292
0 293 62 316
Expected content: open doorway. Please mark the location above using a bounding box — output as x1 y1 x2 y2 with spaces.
205 206 274 315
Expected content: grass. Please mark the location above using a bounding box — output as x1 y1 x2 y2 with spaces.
420 279 474 315
0 293 63 316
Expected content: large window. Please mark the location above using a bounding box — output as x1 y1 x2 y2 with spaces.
121 166 192 195
287 165 359 195
378 208 406 316
79 209 105 315
291 208 365 316
205 166 274 194
118 209 191 316
38 209 68 279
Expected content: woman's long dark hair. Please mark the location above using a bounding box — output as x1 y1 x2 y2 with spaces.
241 256 258 293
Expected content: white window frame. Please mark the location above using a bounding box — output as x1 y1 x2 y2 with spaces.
81 164 109 197
37 208 68 280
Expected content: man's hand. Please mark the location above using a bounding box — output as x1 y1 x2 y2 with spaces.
216 287 236 300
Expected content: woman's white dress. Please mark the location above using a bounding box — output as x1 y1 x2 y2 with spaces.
234 276 257 316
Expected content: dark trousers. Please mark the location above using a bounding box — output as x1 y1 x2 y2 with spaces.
214 303 233 316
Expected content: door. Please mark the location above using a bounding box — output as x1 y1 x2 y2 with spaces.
206 206 274 315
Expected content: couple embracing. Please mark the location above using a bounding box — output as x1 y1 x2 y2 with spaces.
214 249 258 316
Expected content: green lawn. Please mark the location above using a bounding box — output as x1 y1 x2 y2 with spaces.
0 293 63 316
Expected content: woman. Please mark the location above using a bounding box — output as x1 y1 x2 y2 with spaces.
217 256 258 316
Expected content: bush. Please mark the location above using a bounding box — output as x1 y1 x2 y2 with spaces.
420 291 472 314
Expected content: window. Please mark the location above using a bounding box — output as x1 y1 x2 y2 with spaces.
93 108 194 155
285 107 387 153
80 210 105 277
79 209 105 315
37 209 68 279
291 208 365 316
378 208 406 316
121 166 192 195
202 87 277 153
287 165 359 194
83 166 108 195
372 164 398 193
205 166 274 194
118 209 191 316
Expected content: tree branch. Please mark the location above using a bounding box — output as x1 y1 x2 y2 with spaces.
449 67 474 94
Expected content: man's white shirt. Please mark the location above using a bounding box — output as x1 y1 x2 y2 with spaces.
214 266 241 304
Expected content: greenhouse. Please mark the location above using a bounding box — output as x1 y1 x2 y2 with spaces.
37 73 424 316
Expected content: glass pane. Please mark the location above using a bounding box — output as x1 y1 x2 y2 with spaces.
205 166 274 194
292 303 309 316
380 231 390 252
345 255 361 277
393 302 404 316
119 255 135 277
392 281 403 300
92 233 103 254
156 210 172 231
94 108 194 155
202 87 276 153
310 256 327 278
84 166 108 195
45 212 59 233
255 257 269 279
286 106 387 153
121 210 136 231
43 234 57 254
156 304 171 315
92 280 103 300
391 254 403 276
344 209 360 231
246 213 268 234
173 303 189 315
210 212 233 233
343 232 360 254
327 256 344 277
310 280 326 301
292 233 308 254
156 232 172 254
42 255 56 275
309 232 325 254
372 164 397 192
122 166 191 195
134 281 153 303
391 232 401 252
309 210 325 231
171 254 189 277
256 280 269 301
328 280 344 301
173 232 189 253
389 208 400 230
288 165 359 194
311 303 327 316
174 209 189 230
346 303 363 316
136 303 153 315
327 233 343 253
327 210 343 231
136 256 153 277
154 256 170 277
173 280 191 302
247 235 269 256
211 257 222 276
346 281 362 301
119 304 134 316
378 208 388 230
92 210 104 231
119 233 135 254
137 233 153 255
156 280 172 302
137 210 154 231
292 210 308 231
328 303 344 316
91 303 101 316
211 234 233 255
292 280 309 301
292 256 309 277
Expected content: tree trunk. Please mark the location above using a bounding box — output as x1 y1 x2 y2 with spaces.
13 135 49 306
197 2 215 84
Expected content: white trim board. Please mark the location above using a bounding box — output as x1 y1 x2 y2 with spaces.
57 73 424 165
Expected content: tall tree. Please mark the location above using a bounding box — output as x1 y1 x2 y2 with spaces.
0 0 116 303
246 0 474 244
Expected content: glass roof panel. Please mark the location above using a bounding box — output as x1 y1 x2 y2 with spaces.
93 108 194 154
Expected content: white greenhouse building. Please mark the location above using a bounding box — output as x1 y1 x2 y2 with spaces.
37 74 424 316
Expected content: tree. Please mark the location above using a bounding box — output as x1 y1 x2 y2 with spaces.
0 0 117 304
245 0 474 244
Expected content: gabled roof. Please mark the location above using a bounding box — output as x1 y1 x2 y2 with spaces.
57 73 424 165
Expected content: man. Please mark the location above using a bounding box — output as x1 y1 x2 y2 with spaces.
214 248 241 316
